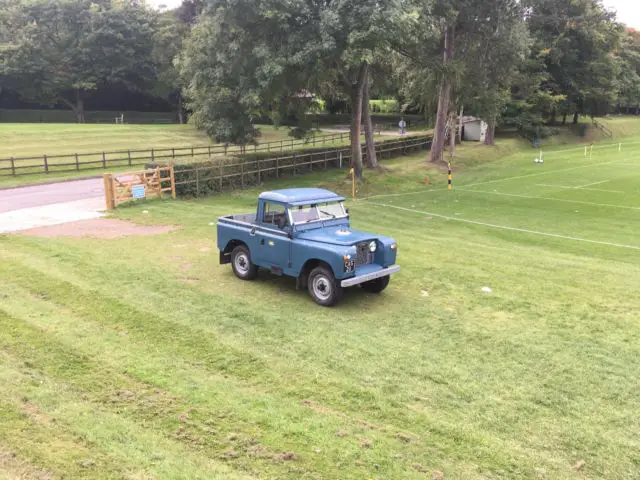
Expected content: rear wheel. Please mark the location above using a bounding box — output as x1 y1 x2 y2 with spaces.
231 245 258 280
308 266 343 306
360 275 390 294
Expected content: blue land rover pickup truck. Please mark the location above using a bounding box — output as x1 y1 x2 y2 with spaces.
217 188 400 306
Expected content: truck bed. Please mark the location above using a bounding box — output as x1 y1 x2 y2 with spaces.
221 213 255 224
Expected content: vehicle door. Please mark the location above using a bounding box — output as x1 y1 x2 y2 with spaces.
254 201 291 273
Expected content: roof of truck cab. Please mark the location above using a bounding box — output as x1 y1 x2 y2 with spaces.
259 188 344 205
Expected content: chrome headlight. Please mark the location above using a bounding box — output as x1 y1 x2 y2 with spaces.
369 241 377 252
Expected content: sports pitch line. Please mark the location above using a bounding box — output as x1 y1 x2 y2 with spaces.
366 202 640 251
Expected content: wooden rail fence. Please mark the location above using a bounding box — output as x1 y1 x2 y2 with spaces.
171 136 432 197
103 167 176 209
0 131 350 178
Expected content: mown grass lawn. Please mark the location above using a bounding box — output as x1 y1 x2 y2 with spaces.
0 123 320 158
0 123 351 188
1 132 640 479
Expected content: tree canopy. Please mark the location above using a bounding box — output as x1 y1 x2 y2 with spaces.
1 0 639 165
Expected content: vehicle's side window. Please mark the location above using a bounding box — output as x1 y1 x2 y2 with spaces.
262 202 287 229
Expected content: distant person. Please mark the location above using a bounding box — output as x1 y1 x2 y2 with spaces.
398 118 407 136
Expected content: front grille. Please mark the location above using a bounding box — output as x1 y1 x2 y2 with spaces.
355 241 375 266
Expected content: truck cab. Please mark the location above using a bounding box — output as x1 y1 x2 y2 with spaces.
217 188 399 306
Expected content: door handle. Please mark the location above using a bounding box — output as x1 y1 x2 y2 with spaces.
250 227 256 236
260 238 265 246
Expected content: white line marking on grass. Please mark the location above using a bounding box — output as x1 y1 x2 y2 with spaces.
363 188 447 200
576 179 610 188
459 188 640 211
367 201 640 251
362 160 627 201
536 184 624 194
461 159 626 188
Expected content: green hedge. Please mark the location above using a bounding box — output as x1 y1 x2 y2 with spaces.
154 136 430 198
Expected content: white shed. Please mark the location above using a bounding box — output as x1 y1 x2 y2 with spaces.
462 118 488 142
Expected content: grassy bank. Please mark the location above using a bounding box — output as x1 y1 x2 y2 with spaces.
2 134 640 478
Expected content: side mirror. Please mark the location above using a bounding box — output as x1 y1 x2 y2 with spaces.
345 208 350 215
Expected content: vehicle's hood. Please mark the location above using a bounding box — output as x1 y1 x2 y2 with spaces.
296 227 376 246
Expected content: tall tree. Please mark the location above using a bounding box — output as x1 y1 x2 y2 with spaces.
153 10 190 123
459 0 529 145
616 28 640 108
524 0 622 124
0 0 156 122
181 0 400 177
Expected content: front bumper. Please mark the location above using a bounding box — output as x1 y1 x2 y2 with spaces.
340 264 400 287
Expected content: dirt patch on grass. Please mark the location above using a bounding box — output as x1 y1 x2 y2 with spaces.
0 451 53 480
19 219 177 239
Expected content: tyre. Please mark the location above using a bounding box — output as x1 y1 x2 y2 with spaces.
360 275 390 294
308 266 343 306
231 245 258 280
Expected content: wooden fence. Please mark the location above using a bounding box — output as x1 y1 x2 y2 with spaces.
172 135 432 197
0 131 350 178
103 167 176 209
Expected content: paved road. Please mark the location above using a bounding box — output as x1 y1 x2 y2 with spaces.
0 178 104 213
0 178 106 233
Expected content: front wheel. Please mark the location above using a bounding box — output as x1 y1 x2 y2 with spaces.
308 266 343 306
231 245 258 280
360 275 390 294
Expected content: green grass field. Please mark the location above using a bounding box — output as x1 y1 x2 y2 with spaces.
0 123 330 158
2 128 640 478
0 123 349 187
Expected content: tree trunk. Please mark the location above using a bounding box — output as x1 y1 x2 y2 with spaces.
448 109 457 157
61 90 85 123
362 74 378 169
572 111 579 124
429 25 455 164
562 113 567 125
457 104 464 143
484 118 496 145
349 62 368 179
550 108 556 125
177 91 184 124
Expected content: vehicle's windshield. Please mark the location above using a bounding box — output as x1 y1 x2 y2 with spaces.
290 201 347 224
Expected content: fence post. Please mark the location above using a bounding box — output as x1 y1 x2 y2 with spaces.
127 150 132 167
196 164 200 197
241 161 244 188
280 140 283 153
172 148 175 159
293 153 297 176
169 166 177 199
151 148 155 163
102 152 106 168
10 156 15 176
309 153 313 172
276 156 279 179
324 151 327 170
257 158 261 184
208 145 211 157
74 153 79 170
43 154 49 173
219 161 223 192
191 147 194 158
103 173 115 210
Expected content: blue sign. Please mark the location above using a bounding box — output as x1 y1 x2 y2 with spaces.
132 184 146 199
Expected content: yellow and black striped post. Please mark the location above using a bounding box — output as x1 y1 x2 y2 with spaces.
447 161 453 190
